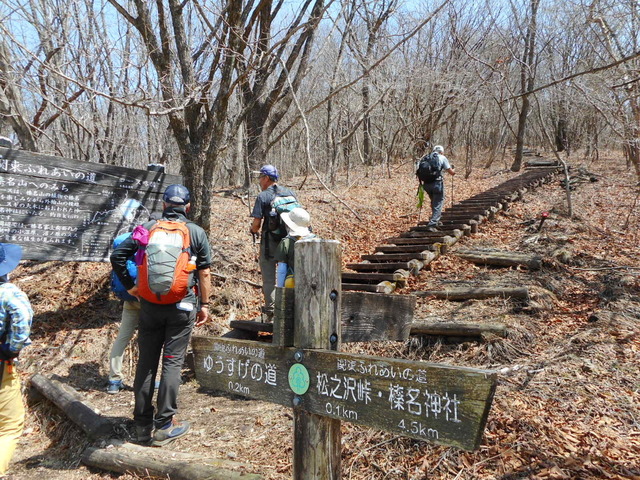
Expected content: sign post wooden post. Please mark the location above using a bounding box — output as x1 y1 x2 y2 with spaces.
292 239 342 479
192 239 498 478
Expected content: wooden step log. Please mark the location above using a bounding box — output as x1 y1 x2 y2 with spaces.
342 272 407 283
525 160 560 167
30 374 114 439
465 192 517 201
410 321 507 338
455 197 504 204
408 227 464 237
342 282 395 293
361 252 435 262
346 261 412 272
416 221 471 228
385 236 444 244
439 216 486 227
440 212 484 222
397 233 458 250
457 199 508 210
403 229 463 239
439 218 480 225
375 244 440 254
439 215 485 224
455 250 542 270
384 238 453 254
416 222 474 234
455 201 503 209
414 287 529 301
445 206 501 216
445 206 494 213
82 441 261 480
384 236 449 245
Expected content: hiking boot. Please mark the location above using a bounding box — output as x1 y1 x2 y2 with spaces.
151 419 190 447
106 380 123 394
135 425 153 445
425 226 438 232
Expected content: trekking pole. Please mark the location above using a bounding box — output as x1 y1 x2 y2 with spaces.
450 172 454 208
252 232 259 262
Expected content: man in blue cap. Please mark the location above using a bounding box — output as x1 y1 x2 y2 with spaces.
0 243 33 474
249 165 297 321
111 184 212 447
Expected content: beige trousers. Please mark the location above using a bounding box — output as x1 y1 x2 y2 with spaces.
0 365 25 474
109 300 141 382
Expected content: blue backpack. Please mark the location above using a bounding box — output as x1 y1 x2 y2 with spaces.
110 232 138 302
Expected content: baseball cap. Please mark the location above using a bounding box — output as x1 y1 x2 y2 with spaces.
163 184 190 205
0 243 22 276
252 164 279 180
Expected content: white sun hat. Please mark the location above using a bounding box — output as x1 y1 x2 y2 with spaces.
280 207 311 237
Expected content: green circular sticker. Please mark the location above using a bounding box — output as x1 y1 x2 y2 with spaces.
288 363 310 395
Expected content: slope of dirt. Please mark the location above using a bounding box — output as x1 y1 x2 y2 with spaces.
5 155 640 479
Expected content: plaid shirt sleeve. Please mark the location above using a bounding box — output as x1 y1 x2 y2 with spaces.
0 283 34 353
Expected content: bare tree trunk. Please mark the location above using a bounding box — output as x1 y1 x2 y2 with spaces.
511 0 540 172
0 41 38 150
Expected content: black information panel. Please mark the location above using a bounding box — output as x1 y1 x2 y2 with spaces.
0 148 181 261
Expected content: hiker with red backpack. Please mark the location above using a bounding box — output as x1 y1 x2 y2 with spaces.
416 145 455 232
249 165 298 322
110 184 212 447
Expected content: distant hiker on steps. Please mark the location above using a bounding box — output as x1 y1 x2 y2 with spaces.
0 243 33 474
111 184 212 447
416 145 455 231
249 165 298 322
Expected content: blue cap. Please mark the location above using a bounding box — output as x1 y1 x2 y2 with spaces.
163 184 190 205
254 164 278 180
0 243 22 276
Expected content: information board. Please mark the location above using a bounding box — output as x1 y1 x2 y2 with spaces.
0 147 181 261
192 336 497 451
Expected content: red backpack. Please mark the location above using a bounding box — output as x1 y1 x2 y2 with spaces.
137 220 192 304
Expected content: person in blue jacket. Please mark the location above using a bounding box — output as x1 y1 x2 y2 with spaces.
0 243 33 474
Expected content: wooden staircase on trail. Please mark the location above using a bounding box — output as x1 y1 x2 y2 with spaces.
341 165 560 294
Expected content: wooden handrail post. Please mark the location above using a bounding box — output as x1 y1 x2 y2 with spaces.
293 238 342 479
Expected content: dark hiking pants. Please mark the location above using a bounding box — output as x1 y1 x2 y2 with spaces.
133 300 195 429
424 179 445 226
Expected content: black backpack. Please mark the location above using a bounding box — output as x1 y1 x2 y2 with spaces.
416 152 442 183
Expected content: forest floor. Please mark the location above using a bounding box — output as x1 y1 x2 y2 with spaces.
4 152 640 480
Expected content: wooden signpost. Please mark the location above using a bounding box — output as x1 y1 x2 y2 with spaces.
193 239 497 479
0 147 180 261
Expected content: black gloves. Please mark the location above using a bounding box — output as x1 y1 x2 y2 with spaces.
0 344 19 362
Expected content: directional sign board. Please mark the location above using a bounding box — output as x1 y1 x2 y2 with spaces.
0 147 181 261
192 336 497 451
